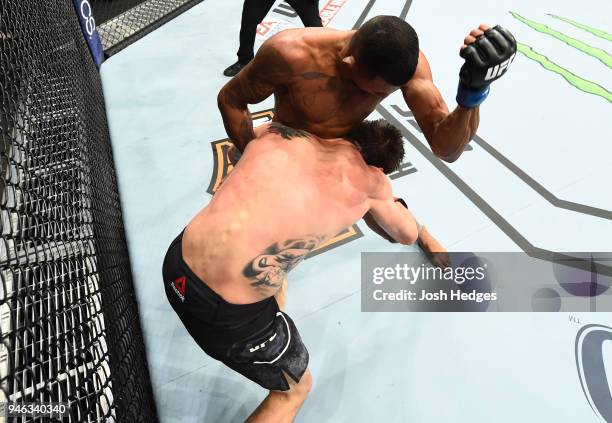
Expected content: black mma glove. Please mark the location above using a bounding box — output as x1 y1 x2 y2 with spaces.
457 25 517 108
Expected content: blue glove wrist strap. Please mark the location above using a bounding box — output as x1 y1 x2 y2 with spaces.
456 83 490 108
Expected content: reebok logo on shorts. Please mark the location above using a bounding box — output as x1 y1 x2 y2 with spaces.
171 276 186 302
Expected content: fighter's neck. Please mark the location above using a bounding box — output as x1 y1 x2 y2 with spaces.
318 136 359 151
336 30 357 58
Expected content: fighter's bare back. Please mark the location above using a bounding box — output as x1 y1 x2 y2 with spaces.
182 123 385 304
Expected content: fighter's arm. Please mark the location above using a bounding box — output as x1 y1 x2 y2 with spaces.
217 37 294 152
402 25 517 163
401 51 479 163
364 171 418 245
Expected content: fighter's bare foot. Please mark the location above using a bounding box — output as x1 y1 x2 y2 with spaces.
417 226 450 268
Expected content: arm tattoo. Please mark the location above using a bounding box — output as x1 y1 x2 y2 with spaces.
267 122 312 140
223 76 271 108
237 75 274 103
225 46 293 106
265 46 294 81
223 86 245 109
243 236 324 296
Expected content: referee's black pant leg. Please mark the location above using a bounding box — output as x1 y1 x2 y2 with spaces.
237 0 276 63
287 0 323 27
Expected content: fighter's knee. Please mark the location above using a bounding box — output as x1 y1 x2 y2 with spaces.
297 369 313 395
283 370 312 399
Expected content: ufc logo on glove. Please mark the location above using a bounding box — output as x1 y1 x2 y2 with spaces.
485 52 517 80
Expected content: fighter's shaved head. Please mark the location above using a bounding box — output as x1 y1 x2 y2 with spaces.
352 16 420 86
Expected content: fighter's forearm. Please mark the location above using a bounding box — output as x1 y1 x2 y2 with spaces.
217 88 255 152
363 199 419 245
363 211 398 243
428 105 479 163
427 23 516 162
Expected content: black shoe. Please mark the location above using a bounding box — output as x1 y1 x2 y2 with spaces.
223 61 250 77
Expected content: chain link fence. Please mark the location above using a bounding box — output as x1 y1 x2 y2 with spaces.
91 0 203 56
0 1 162 421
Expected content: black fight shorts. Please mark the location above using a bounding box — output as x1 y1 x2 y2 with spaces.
162 231 309 391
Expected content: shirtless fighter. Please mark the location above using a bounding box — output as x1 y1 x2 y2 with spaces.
218 15 516 159
217 16 516 255
163 120 416 422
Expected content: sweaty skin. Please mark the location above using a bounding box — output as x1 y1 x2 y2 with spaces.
218 27 482 163
182 123 418 305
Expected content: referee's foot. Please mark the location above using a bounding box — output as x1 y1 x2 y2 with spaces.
223 60 250 77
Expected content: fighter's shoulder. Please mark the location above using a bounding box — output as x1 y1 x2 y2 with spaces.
363 164 392 200
262 29 310 65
